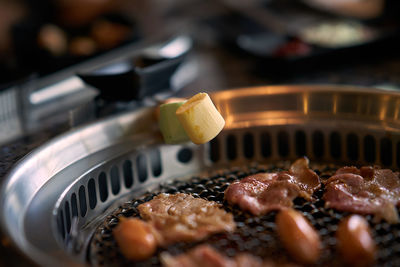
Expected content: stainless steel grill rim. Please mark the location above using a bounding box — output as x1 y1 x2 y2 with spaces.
2 85 400 266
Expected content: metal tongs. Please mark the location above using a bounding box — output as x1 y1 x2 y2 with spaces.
78 35 193 101
0 35 194 145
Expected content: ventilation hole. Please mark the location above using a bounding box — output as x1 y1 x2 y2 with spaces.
64 202 71 234
88 179 97 209
330 132 342 159
364 135 376 163
71 193 78 217
278 131 289 157
150 149 162 177
295 131 306 157
123 160 133 188
79 185 87 217
137 154 148 183
312 131 324 158
226 134 237 160
397 142 400 168
260 132 272 158
98 172 108 202
347 133 359 161
58 210 65 240
110 166 121 195
209 138 220 162
243 133 254 159
177 147 193 163
381 138 392 166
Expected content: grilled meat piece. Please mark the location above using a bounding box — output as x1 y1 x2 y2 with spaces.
323 166 400 223
161 245 280 267
276 209 321 264
138 193 236 245
288 158 321 195
336 215 376 266
112 218 157 261
224 158 320 215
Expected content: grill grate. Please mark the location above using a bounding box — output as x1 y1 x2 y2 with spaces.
91 162 400 266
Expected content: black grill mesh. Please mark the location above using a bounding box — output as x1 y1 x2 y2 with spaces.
90 162 400 266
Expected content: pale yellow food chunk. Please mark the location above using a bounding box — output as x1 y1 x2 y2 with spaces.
176 93 225 145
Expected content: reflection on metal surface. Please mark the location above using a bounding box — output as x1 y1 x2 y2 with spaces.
143 35 193 59
299 20 376 48
30 76 86 105
211 85 400 130
394 100 400 121
303 92 309 115
332 93 338 114
170 59 198 93
91 62 131 75
379 95 390 121
0 88 22 145
0 80 97 146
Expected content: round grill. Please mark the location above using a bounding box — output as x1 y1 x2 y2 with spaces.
91 162 400 266
2 86 400 266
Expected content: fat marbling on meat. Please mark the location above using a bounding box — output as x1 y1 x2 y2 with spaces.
138 193 236 245
224 157 320 215
323 166 400 223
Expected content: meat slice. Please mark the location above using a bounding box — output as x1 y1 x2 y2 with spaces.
160 245 279 267
224 157 320 215
323 166 400 223
288 158 321 195
138 193 236 245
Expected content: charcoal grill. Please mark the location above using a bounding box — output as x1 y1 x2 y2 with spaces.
1 85 400 266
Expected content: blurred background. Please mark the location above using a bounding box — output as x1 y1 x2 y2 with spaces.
1 0 400 265
1 0 400 89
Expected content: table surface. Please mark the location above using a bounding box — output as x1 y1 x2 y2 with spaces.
1 0 400 266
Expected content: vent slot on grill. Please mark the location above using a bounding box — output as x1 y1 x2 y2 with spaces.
110 166 121 195
226 134 237 160
209 138 220 162
150 149 162 176
123 160 134 188
64 202 71 234
329 132 341 159
88 179 97 210
260 132 272 158
364 135 376 163
79 185 87 218
397 142 400 168
295 130 306 157
58 211 65 240
381 138 392 167
312 131 324 158
136 153 148 183
243 133 254 159
71 193 78 218
277 131 289 157
98 172 108 203
346 133 359 161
